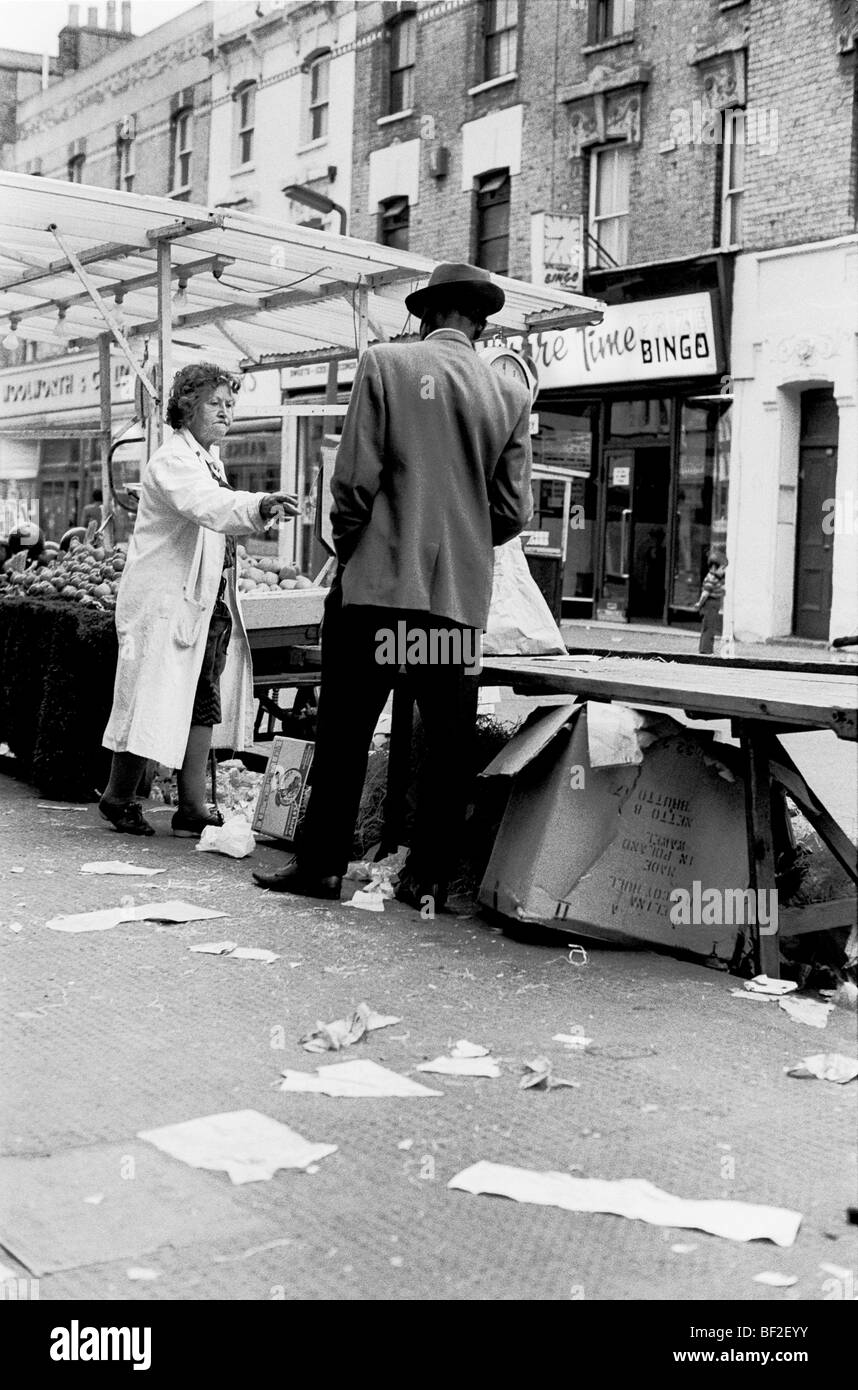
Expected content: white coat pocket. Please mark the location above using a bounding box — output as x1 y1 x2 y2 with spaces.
173 525 207 647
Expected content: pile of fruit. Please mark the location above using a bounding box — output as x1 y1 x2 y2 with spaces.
0 537 125 611
237 545 315 595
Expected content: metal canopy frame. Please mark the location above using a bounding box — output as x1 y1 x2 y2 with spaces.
0 171 605 527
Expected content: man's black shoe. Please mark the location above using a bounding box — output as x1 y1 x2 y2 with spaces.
252 864 342 900
395 877 447 914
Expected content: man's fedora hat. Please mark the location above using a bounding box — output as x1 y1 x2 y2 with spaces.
405 261 505 319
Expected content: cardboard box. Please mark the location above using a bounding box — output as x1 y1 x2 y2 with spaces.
252 736 314 844
478 703 749 960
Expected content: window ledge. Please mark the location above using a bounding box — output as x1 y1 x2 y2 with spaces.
295 137 329 154
377 108 414 126
231 163 255 176
468 72 517 97
582 34 635 55
168 185 191 198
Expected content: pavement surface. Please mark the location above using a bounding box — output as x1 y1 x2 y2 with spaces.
1 772 856 1303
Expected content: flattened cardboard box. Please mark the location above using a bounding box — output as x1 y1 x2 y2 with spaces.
252 735 314 844
478 703 748 959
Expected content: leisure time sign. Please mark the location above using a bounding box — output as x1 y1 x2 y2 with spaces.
512 292 721 389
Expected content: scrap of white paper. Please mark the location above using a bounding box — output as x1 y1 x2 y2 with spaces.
450 1040 490 1059
189 942 278 963
448 1162 802 1246
586 702 646 768
784 1053 858 1084
80 861 166 876
345 888 385 912
139 1109 336 1184
743 975 798 997
46 900 228 933
279 1059 442 1098
127 1268 160 1281
553 1033 593 1049
417 1056 501 1078
753 1272 798 1287
778 996 833 1029
730 990 777 1002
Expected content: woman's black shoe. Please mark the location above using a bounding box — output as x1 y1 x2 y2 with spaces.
171 806 224 838
98 798 156 836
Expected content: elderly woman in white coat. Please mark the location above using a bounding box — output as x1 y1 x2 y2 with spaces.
100 363 298 836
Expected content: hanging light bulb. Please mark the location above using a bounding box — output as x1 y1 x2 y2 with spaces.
54 306 70 341
172 277 189 311
2 316 20 351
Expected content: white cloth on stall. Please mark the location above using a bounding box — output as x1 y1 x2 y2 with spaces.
103 428 262 769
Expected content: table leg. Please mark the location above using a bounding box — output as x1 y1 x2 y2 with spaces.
380 676 414 859
738 721 781 977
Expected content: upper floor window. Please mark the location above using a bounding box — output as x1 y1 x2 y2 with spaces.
475 168 510 274
308 52 330 141
588 144 630 266
720 109 745 248
68 153 85 184
234 82 256 167
389 14 416 113
484 0 518 80
589 0 635 43
171 108 193 195
379 196 410 250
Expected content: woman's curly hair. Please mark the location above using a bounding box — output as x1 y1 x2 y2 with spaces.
165 362 241 430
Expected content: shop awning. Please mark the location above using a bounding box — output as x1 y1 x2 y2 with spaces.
0 173 605 370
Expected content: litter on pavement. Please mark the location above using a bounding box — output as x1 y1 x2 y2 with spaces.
138 1110 337 1184
7 922 23 933
299 1002 402 1052
778 996 834 1028
450 1040 490 1058
278 1059 443 1098
127 1267 160 1281
753 1271 798 1287
195 816 256 859
46 900 228 933
417 1055 501 1078
189 942 279 964
553 1032 593 1049
345 888 387 912
784 1053 858 1084
742 975 799 997
520 1057 579 1090
80 861 166 876
344 846 408 911
447 1162 802 1246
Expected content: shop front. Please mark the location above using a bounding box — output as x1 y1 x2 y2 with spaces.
520 274 732 626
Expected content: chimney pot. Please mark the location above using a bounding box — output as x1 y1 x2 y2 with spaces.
121 1 132 32
87 6 98 26
106 0 116 27
68 3 79 25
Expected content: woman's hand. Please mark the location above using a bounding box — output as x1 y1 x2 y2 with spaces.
259 493 300 523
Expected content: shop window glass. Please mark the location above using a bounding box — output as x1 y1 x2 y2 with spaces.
607 398 670 437
531 404 598 603
672 400 730 613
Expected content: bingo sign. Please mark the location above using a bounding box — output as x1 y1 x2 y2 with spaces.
531 212 584 292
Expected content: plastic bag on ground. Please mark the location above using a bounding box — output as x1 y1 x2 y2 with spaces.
196 815 256 859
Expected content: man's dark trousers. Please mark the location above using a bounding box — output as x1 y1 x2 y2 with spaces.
296 573 479 886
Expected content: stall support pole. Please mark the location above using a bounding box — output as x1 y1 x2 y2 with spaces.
97 333 113 543
737 720 781 978
356 285 369 359
155 240 173 446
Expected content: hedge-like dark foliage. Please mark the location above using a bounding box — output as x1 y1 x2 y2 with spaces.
0 597 117 801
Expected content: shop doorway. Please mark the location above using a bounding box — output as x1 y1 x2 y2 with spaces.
794 389 838 640
600 446 671 621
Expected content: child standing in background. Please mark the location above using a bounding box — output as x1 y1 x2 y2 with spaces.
695 549 728 654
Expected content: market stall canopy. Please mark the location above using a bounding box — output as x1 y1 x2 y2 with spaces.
0 173 604 371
